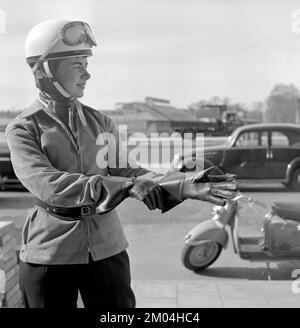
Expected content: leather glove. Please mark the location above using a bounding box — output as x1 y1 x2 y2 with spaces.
182 166 238 206
187 166 237 183
128 176 164 210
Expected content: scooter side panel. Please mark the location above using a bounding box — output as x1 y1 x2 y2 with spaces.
186 219 229 248
264 216 300 256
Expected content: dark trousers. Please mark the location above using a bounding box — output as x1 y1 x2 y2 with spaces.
19 250 136 308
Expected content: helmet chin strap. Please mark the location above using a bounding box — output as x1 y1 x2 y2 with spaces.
43 61 87 126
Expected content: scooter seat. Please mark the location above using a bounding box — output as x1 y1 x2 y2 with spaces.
271 201 300 222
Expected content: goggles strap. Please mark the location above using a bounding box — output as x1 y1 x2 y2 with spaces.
42 62 87 127
43 61 73 98
53 81 73 98
73 99 87 126
38 94 50 109
43 61 54 79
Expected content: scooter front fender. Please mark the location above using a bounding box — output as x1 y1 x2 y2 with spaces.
185 218 229 249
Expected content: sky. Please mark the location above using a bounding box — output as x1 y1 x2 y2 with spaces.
1 0 300 111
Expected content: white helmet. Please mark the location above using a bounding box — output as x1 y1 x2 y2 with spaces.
25 19 97 72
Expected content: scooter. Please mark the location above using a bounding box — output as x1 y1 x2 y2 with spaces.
181 193 300 279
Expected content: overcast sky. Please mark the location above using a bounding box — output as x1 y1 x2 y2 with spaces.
1 0 300 111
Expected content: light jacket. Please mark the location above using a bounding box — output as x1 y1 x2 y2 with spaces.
5 97 185 264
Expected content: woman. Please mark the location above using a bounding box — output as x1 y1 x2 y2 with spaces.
5 19 237 308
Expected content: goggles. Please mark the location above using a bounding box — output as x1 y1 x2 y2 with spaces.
62 21 97 46
32 21 97 72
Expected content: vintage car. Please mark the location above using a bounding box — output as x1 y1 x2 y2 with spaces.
170 123 300 191
0 129 23 190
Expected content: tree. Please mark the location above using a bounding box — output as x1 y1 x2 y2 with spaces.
244 101 264 122
265 84 300 123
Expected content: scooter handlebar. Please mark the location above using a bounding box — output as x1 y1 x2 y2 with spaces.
231 192 268 209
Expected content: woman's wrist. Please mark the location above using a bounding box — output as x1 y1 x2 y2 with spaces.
182 179 194 200
122 177 137 198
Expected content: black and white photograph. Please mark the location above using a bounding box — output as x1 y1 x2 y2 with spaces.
0 0 300 314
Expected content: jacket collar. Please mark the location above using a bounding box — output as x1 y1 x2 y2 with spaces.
19 99 44 118
38 92 87 127
19 95 88 129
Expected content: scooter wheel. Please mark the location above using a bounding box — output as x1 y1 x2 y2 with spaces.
181 242 222 271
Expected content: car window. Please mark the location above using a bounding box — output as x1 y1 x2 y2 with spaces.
234 131 268 147
286 130 300 147
260 132 268 146
271 131 289 147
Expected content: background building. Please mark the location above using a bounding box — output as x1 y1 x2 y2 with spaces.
102 97 202 137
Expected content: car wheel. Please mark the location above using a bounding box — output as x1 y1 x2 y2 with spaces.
291 168 300 191
181 241 222 271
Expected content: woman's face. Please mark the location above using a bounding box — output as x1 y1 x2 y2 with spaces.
54 56 91 98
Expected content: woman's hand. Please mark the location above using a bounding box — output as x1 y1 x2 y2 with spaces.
128 177 163 210
183 166 238 206
128 166 239 210
182 180 238 206
187 166 237 183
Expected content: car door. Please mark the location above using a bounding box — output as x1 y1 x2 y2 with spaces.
222 129 269 179
269 129 300 179
0 130 14 176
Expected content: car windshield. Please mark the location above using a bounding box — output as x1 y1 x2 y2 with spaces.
223 134 234 146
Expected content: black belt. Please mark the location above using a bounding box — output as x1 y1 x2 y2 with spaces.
34 198 97 218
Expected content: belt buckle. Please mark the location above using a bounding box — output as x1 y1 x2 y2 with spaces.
81 206 91 216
